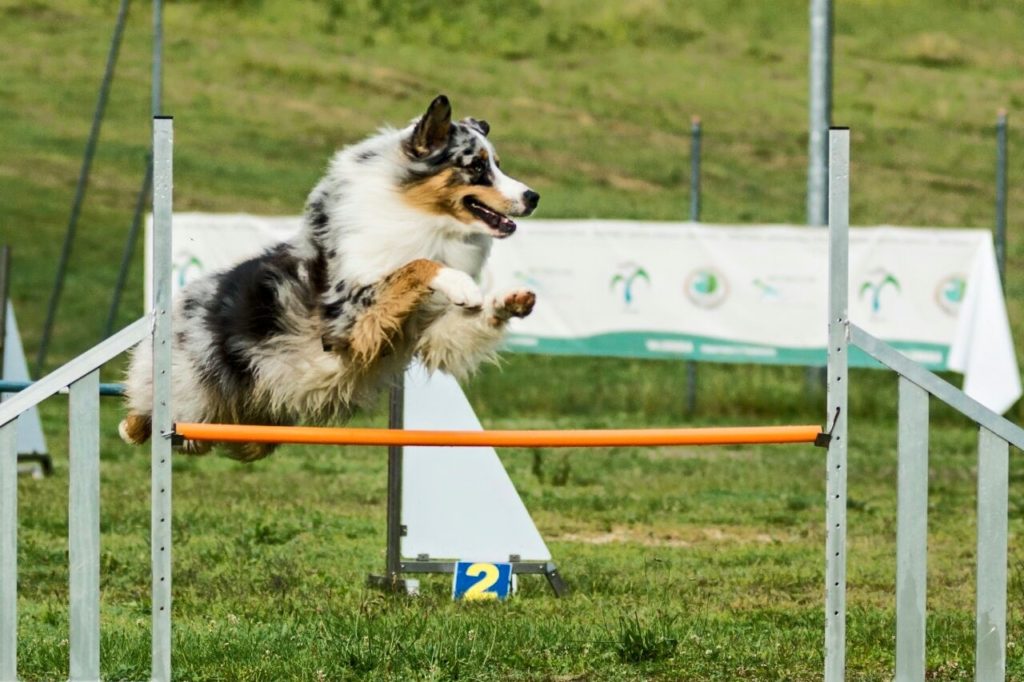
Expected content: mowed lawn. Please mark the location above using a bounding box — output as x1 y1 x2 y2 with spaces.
2 1 1024 679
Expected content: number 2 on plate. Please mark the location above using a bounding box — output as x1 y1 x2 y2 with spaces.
462 563 500 600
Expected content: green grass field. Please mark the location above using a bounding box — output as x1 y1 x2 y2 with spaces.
3 1 1024 679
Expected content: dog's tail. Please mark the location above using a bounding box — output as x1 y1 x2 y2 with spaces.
119 413 152 445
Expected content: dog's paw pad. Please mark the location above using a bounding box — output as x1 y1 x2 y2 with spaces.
495 289 536 319
430 268 483 310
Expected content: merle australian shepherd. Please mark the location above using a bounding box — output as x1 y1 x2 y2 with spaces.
120 95 539 461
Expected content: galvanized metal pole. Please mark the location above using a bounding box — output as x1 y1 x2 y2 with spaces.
824 126 849 682
806 0 833 395
150 115 174 682
689 116 702 222
895 377 928 682
995 109 1008 289
69 370 100 681
975 427 1009 681
807 0 833 227
152 0 163 117
0 246 9 379
685 116 702 414
0 421 16 682
36 0 132 373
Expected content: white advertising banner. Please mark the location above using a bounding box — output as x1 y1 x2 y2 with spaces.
150 215 1020 413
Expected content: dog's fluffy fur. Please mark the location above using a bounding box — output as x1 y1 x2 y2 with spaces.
120 95 539 461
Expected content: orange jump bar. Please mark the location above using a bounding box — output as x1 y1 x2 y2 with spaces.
173 422 824 448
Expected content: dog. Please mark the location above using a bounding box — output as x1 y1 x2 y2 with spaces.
119 95 539 461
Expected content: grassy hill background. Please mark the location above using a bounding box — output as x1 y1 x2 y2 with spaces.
2 1 1024 679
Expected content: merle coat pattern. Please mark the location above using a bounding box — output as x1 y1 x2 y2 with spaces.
120 95 539 461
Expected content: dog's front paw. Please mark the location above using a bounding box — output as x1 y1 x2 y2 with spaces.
492 289 536 323
430 267 483 310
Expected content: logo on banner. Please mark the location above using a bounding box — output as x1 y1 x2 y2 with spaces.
753 278 781 302
858 269 901 314
513 270 544 292
610 263 650 306
685 269 728 309
173 254 204 292
935 275 965 316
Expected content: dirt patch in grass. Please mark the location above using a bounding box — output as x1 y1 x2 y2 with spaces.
555 525 786 548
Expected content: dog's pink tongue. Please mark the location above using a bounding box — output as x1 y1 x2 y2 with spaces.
491 218 516 238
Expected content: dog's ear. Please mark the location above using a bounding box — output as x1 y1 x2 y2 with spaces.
462 117 490 137
409 95 452 158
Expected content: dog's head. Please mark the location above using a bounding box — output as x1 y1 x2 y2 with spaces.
399 95 539 239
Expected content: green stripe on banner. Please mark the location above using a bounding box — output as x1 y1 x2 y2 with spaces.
504 332 949 371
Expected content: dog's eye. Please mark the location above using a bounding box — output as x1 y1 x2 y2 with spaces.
469 157 487 173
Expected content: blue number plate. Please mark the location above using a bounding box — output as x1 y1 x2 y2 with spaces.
452 561 513 601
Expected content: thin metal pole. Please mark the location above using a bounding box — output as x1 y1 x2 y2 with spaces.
685 117 701 414
385 380 405 582
689 116 702 222
150 116 174 682
824 126 849 682
152 0 163 117
36 0 131 374
0 246 9 379
0 421 16 682
807 0 833 227
975 427 1008 681
995 109 1008 289
806 0 834 396
69 370 100 681
895 377 928 682
105 157 153 337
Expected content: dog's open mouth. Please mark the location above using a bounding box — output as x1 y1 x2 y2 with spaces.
463 196 516 238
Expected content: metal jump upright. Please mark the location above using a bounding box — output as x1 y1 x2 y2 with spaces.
825 126 1020 681
0 117 174 682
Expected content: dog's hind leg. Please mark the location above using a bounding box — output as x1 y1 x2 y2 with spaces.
118 412 152 445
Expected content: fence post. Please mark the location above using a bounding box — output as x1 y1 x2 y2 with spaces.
807 0 833 227
995 109 1008 289
689 116 702 222
685 116 702 414
0 245 9 378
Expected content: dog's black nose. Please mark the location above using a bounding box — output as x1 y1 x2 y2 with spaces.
523 190 540 212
